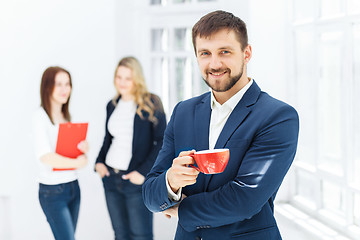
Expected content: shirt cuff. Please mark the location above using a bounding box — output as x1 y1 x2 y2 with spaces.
165 170 182 201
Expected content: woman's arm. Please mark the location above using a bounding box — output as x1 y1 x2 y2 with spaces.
40 152 88 169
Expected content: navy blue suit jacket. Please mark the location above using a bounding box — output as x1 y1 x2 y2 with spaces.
96 94 166 176
143 81 299 240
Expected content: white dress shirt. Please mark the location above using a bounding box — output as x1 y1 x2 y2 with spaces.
167 79 254 201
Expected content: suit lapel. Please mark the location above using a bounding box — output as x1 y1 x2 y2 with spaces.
194 93 211 151
214 81 260 149
204 81 261 192
193 94 213 191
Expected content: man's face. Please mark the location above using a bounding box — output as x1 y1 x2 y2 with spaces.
195 29 247 92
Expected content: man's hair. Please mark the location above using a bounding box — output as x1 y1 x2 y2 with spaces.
192 10 248 54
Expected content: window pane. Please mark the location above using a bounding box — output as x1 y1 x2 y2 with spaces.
348 0 360 14
296 170 317 208
294 29 317 166
293 0 315 21
174 58 186 103
173 0 190 3
150 0 167 5
174 28 192 51
151 29 168 52
322 181 345 215
354 193 360 226
151 57 169 113
320 0 343 17
353 24 360 186
318 31 343 174
195 76 209 96
170 58 193 107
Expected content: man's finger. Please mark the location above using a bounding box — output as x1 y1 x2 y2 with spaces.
178 149 196 157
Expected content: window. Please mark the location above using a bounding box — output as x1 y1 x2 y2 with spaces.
150 0 215 6
148 1 215 114
353 23 360 187
291 0 360 239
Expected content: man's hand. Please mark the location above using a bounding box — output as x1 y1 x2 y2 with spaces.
163 205 179 219
163 194 187 219
167 150 199 193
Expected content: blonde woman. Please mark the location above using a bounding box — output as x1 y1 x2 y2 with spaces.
95 57 166 240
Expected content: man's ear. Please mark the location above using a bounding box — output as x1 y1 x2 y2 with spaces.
244 44 252 64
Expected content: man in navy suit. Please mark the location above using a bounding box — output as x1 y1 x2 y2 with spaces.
143 10 299 240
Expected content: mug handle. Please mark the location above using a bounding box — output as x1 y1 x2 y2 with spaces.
188 153 200 172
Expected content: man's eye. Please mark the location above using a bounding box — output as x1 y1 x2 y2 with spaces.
200 52 209 56
221 50 230 54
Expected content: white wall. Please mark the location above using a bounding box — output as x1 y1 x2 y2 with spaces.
0 0 117 239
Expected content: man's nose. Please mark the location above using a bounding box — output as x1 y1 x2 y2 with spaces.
209 56 222 69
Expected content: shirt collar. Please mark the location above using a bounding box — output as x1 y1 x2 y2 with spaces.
211 78 253 110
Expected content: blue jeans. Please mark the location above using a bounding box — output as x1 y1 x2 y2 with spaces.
39 180 80 240
102 169 153 240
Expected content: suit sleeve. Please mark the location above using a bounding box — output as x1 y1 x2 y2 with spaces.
142 102 182 212
95 101 113 165
178 104 299 232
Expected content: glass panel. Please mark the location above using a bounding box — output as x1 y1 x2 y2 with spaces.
151 28 168 52
353 24 360 186
293 0 315 21
174 58 186 103
196 76 210 95
347 0 360 14
354 193 360 226
294 29 317 166
296 170 317 208
322 180 345 215
318 31 343 174
320 0 342 17
151 57 169 113
173 0 190 3
170 58 193 107
150 0 167 5
174 28 192 51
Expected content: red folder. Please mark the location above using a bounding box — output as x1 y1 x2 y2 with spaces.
54 122 88 171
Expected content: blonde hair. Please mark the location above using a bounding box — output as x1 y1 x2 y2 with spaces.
113 56 160 123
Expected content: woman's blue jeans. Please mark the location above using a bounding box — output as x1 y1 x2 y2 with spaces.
39 180 80 240
102 169 153 240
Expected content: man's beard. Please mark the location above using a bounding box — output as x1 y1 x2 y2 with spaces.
203 64 244 92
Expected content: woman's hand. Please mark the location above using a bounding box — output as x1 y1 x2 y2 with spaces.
122 171 145 185
77 140 89 154
95 163 110 178
76 154 88 168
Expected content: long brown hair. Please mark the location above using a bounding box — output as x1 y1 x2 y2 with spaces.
40 66 72 124
112 57 161 123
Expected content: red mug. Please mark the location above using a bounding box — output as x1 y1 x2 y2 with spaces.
189 149 229 174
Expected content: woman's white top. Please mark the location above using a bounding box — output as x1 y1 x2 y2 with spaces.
32 107 78 185
105 99 136 170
